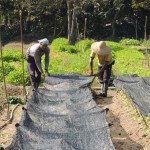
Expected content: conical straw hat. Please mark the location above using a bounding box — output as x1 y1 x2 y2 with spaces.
91 41 111 55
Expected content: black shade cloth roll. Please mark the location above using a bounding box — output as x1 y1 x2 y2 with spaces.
5 74 115 150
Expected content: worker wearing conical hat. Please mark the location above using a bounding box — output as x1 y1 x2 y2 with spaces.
89 41 115 97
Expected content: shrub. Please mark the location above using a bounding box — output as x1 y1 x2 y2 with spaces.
2 50 24 62
141 40 150 46
120 38 141 45
0 62 15 82
75 39 94 52
106 41 125 52
60 45 78 53
51 38 68 52
8 96 24 104
50 38 78 53
5 68 30 86
113 48 150 76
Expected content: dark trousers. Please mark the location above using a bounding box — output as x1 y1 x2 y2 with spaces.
26 55 41 85
98 64 112 84
98 64 113 96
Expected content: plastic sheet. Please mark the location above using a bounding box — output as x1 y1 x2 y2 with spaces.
5 74 115 150
113 74 150 117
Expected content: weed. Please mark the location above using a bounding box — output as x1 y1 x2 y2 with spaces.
8 96 24 104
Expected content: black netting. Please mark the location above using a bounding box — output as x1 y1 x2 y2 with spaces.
113 74 150 117
5 74 115 150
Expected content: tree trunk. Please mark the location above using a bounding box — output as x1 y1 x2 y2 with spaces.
26 11 31 32
4 15 8 25
67 0 77 45
67 0 72 42
69 4 77 45
111 11 120 38
111 19 116 38
111 7 122 38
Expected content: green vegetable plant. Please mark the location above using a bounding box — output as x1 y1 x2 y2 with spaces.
8 96 24 104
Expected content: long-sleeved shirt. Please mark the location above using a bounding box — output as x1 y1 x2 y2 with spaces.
27 43 50 73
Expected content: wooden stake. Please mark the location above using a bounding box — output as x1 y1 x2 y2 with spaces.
20 8 27 102
144 16 148 67
0 25 10 119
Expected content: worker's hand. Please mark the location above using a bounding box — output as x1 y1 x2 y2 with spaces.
45 72 50 77
95 71 102 76
45 69 50 77
89 70 93 76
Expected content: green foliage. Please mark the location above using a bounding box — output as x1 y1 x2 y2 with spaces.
51 38 95 53
51 38 78 53
75 39 95 52
49 39 150 78
0 49 29 85
106 41 125 52
0 62 15 82
120 38 141 46
2 50 24 62
61 45 78 53
51 37 67 51
113 48 150 76
5 68 30 86
141 40 150 46
8 96 24 104
49 38 95 74
49 46 97 75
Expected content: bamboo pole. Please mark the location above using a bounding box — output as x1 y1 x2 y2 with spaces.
148 50 150 68
0 25 10 119
20 8 27 102
144 16 148 67
144 16 147 41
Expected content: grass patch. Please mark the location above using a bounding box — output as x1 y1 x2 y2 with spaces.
120 38 141 46
106 41 150 76
50 37 78 53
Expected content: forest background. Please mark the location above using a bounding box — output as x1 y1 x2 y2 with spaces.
0 0 150 44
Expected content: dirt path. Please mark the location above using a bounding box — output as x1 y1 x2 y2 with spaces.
95 89 150 150
0 89 150 149
0 105 23 148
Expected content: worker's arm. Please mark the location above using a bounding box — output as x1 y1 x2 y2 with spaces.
96 61 109 76
45 48 50 76
89 57 94 75
34 50 43 73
